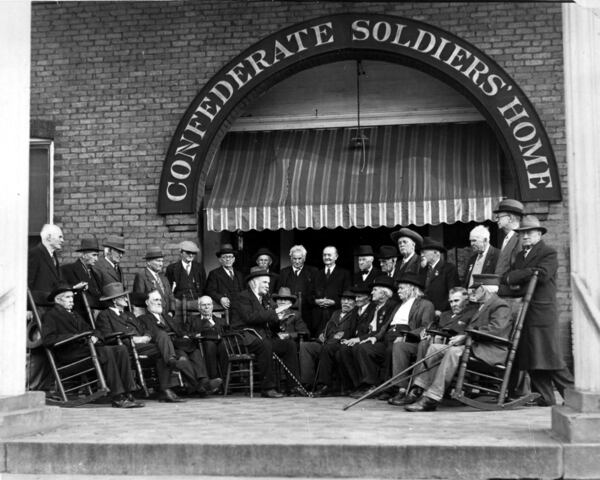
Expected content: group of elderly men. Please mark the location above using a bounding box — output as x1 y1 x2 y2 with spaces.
28 197 573 408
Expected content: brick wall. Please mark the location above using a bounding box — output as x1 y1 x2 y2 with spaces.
30 1 572 361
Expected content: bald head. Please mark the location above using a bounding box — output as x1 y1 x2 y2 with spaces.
41 224 64 252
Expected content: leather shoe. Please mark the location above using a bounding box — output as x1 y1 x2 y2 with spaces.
167 356 178 369
261 389 284 398
111 396 140 409
388 387 423 406
158 388 185 403
126 394 145 408
313 384 332 397
201 377 223 395
377 390 393 401
405 395 439 412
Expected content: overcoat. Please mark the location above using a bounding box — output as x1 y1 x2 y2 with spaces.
205 266 245 306
61 259 103 312
133 268 176 314
93 256 125 289
28 243 61 305
165 260 206 300
463 246 500 287
424 260 460 312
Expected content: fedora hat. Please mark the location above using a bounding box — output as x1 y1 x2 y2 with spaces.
370 275 395 291
471 274 501 288
354 245 375 257
76 237 101 252
216 243 236 257
179 240 199 253
514 215 547 234
377 245 398 259
390 228 423 249
272 287 297 302
104 235 125 253
493 198 524 216
245 266 271 283
253 247 275 262
144 246 164 260
421 237 447 253
397 272 425 290
99 282 131 302
47 282 74 303
340 290 357 300
351 285 371 296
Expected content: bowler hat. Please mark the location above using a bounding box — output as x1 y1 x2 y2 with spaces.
514 215 547 234
355 245 375 257
390 228 423 249
397 272 425 290
47 282 74 303
493 199 524 216
144 246 164 260
377 245 398 259
76 237 101 252
471 274 501 288
370 275 395 291
272 287 297 302
245 266 271 283
104 235 125 253
253 247 275 262
216 243 236 257
421 237 447 253
179 240 200 254
351 285 371 296
99 282 131 302
340 290 357 300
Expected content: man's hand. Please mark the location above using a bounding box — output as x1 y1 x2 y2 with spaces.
361 336 376 345
342 337 359 347
90 335 99 344
132 335 151 344
449 334 466 346
220 297 231 309
419 329 429 340
278 332 290 340
317 333 325 343
73 281 88 291
26 311 33 321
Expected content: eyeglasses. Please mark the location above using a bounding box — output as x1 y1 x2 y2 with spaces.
494 214 510 221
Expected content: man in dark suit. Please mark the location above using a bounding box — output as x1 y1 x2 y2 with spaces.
229 268 300 398
205 244 245 311
165 240 206 302
504 216 574 406
493 199 525 293
405 274 513 411
61 237 103 319
421 237 460 314
390 228 424 278
353 245 380 289
275 245 317 328
190 295 229 380
463 225 500 288
253 247 279 294
95 282 184 403
133 247 176 317
41 283 143 408
28 223 64 306
377 245 400 282
93 235 126 289
312 246 351 338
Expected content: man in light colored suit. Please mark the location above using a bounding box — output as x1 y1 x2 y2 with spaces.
93 235 126 289
493 199 524 282
133 247 176 317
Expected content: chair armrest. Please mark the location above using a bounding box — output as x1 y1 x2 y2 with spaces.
104 331 130 342
426 329 452 338
53 331 94 347
465 328 511 346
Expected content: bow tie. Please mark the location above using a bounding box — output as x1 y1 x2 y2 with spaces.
361 270 370 274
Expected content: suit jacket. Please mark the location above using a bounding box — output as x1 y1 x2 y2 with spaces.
424 260 460 312
383 296 435 343
136 311 200 354
28 243 61 305
436 304 478 334
397 254 423 278
165 260 206 300
504 240 564 370
93 256 124 289
495 232 522 278
352 302 378 340
185 313 228 340
133 268 176 314
276 309 309 339
468 294 513 367
96 307 150 339
352 267 381 290
205 266 245 306
322 309 358 344
276 265 317 309
313 265 351 308
230 289 279 341
362 298 399 342
61 259 103 312
463 246 500 287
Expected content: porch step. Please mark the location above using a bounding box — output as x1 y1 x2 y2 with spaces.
0 392 61 439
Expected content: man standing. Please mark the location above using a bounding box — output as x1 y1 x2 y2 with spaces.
377 245 400 282
464 226 499 287
133 247 176 317
421 238 460 314
390 228 424 278
493 199 524 279
93 235 126 289
205 244 244 311
165 240 206 302
353 245 380 289
253 247 279 294
312 246 351 337
28 223 64 306
504 215 574 406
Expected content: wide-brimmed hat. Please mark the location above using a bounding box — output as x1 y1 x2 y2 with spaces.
272 287 297 302
377 245 398 259
421 237 447 253
390 228 423 249
179 240 200 254
253 247 275 263
47 283 74 302
514 215 547 234
245 266 271 283
493 199 524 216
216 243 236 257
340 290 357 300
144 246 164 260
76 237 101 252
397 272 425 290
354 245 375 257
99 282 131 301
103 235 125 253
471 274 501 288
370 275 395 291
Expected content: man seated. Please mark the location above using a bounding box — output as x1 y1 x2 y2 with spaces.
96 282 184 403
404 274 512 412
271 287 309 341
229 267 301 398
301 290 358 396
41 283 144 408
138 290 222 398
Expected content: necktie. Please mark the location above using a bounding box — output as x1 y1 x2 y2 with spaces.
226 268 233 279
523 246 532 257
326 267 331 278
501 235 510 250
295 269 300 277
114 264 121 279
155 274 165 294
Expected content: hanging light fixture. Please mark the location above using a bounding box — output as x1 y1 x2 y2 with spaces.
351 59 369 150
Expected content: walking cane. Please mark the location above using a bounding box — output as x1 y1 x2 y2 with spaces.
272 352 313 398
342 342 455 411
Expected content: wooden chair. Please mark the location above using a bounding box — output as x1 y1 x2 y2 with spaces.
28 289 109 407
221 331 254 397
451 272 540 410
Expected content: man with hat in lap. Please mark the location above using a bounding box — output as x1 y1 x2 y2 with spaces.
353 245 380 289
133 246 176 318
93 235 127 289
165 240 206 305
42 283 144 408
230 267 300 398
205 243 245 312
96 283 185 403
504 215 574 406
421 237 460 316
272 287 309 341
61 236 103 320
390 228 424 279
254 248 279 295
403 274 512 412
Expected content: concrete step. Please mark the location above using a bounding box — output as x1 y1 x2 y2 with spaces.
0 392 61 439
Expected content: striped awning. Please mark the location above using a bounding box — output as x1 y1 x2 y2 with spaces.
205 123 503 231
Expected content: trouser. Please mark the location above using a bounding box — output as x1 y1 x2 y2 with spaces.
134 343 173 390
529 368 574 405
202 339 227 379
355 342 386 386
390 341 418 388
315 343 342 387
243 333 274 391
272 338 300 383
413 344 464 402
299 341 322 385
338 344 362 389
310 307 334 338
153 331 206 389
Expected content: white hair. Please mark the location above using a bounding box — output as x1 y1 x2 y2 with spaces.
289 245 307 258
40 223 61 239
470 225 490 241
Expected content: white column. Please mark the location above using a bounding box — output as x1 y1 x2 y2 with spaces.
0 1 31 396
